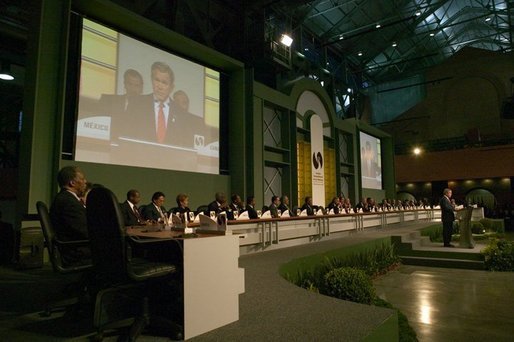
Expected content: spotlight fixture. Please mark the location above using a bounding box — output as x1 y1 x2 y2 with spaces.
280 34 293 47
339 35 344 40
0 62 14 81
415 11 422 16
375 23 381 29
485 17 491 22
347 88 352 94
358 51 363 56
413 147 422 155
429 33 435 37
392 42 397 47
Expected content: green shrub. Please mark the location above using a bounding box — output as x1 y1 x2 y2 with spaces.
281 240 416 341
321 267 375 304
481 239 514 271
420 225 443 242
480 218 505 234
374 297 418 342
471 221 485 234
453 221 460 235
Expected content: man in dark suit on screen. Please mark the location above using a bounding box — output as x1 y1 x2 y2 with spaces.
440 188 456 247
127 61 205 149
98 69 143 141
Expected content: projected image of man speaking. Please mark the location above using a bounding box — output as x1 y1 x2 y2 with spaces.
127 61 204 148
359 132 382 190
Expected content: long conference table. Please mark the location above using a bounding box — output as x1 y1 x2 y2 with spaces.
228 208 442 255
123 208 448 339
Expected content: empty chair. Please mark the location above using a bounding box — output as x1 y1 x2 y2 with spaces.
86 187 179 340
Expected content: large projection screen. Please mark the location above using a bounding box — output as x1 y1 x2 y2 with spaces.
360 131 382 190
75 19 220 174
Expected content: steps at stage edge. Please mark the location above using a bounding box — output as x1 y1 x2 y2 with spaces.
400 256 485 270
391 234 485 270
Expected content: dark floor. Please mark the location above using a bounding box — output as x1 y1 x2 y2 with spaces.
1 222 513 341
374 265 514 342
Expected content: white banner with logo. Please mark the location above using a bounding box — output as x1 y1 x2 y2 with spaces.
310 114 325 206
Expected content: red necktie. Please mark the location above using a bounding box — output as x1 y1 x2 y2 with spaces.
157 102 166 143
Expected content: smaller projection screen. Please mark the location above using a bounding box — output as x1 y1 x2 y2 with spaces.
359 131 382 190
74 19 221 174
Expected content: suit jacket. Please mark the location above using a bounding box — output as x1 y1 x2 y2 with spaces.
246 205 258 219
440 196 455 223
126 94 206 149
141 203 167 221
362 158 380 178
50 190 88 241
172 206 191 215
269 203 279 218
229 203 243 214
207 201 227 215
301 203 315 216
278 203 294 216
50 190 90 266
327 202 340 214
120 200 143 226
98 93 130 141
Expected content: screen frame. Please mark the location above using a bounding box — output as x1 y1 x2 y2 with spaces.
359 130 383 190
64 13 229 174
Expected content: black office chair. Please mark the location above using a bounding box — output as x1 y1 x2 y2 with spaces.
86 187 179 341
196 205 209 216
36 201 92 316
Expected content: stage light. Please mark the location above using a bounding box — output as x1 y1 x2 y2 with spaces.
392 42 397 47
429 33 435 37
375 23 381 29
358 51 363 56
415 11 422 16
485 17 491 22
280 34 293 47
0 62 14 81
413 147 422 155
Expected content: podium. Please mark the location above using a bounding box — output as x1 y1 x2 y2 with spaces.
456 207 474 248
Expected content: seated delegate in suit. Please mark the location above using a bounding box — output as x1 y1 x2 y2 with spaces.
327 197 341 214
120 189 145 226
278 195 294 216
49 166 90 266
126 61 206 149
142 191 167 222
207 192 228 215
269 195 281 218
228 194 244 214
246 196 259 219
355 197 369 212
301 196 315 216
